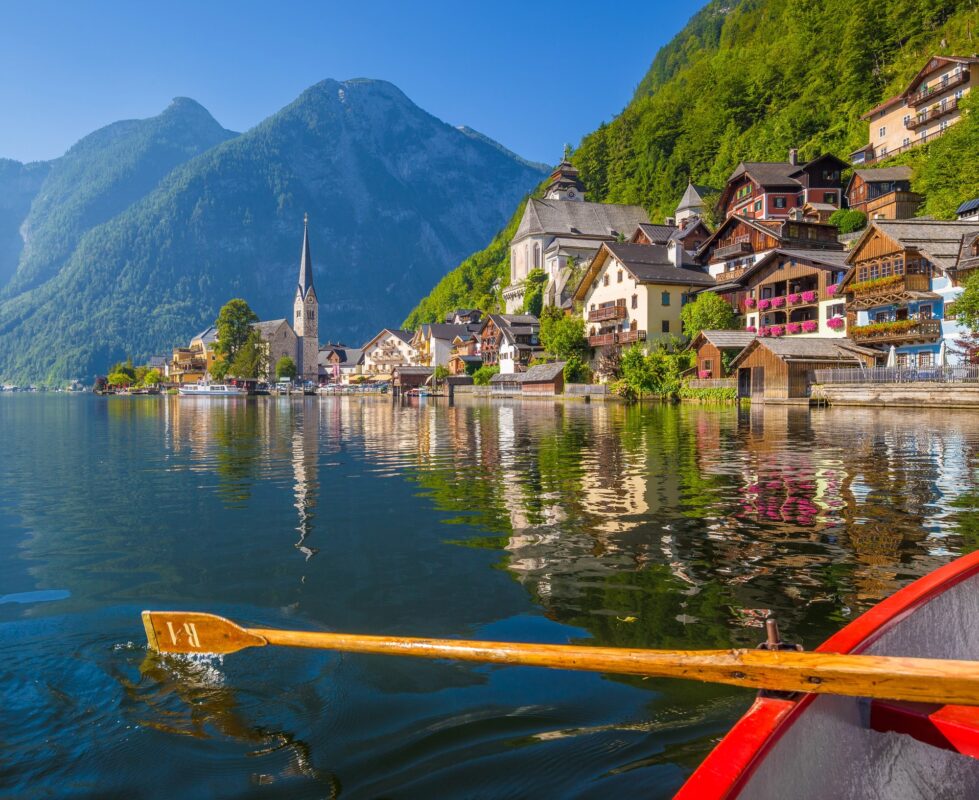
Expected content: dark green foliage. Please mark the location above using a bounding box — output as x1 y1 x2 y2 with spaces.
522 268 547 316
406 0 977 323
828 208 867 234
0 159 50 288
214 299 259 363
228 330 266 379
540 309 587 360
562 353 592 384
275 355 297 380
681 291 738 339
956 270 979 334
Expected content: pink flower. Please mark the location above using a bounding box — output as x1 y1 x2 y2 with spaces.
787 293 801 304
771 296 786 308
826 317 845 331
827 284 838 296
786 322 801 334
770 325 785 337
802 290 817 303
802 320 818 332
758 326 770 337
758 299 772 311
746 325 757 333
745 297 757 309
698 370 711 379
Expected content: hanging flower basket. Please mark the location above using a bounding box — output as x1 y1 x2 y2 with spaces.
771 296 786 308
802 320 819 333
827 284 839 296
745 297 757 309
785 322 801 334
758 299 772 311
826 317 846 331
745 325 757 333
770 325 785 337
758 326 770 337
801 290 817 303
698 370 711 379
787 293 801 305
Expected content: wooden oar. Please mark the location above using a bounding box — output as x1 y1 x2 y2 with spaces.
142 610 979 706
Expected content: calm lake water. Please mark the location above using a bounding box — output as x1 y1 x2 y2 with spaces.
2 394 979 798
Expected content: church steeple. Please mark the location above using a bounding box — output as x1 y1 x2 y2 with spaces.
543 149 585 201
297 212 315 299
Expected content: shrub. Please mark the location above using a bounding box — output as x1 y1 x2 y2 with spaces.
563 354 592 384
472 365 499 385
829 208 867 234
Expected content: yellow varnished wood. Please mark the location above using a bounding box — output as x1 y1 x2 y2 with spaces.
142 611 979 706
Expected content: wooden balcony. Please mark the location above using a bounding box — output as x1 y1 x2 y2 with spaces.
909 70 969 106
849 318 942 345
588 330 647 348
906 98 958 130
847 273 933 308
714 241 752 260
588 305 627 322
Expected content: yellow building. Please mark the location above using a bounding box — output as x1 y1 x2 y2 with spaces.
573 242 715 360
167 326 221 384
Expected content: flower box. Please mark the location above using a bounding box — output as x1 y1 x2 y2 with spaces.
758 299 772 311
802 320 819 333
785 322 801 334
758 326 770 337
787 293 801 305
801 290 817 303
745 325 757 333
698 370 711 379
745 298 757 309
827 284 839 296
826 317 845 331
769 325 785 337
771 296 786 308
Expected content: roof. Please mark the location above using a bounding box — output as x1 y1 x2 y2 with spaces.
392 366 433 376
729 248 850 287
252 319 290 337
676 182 717 211
852 166 913 184
514 198 650 242
297 215 315 300
804 202 838 212
845 219 979 272
695 330 757 350
860 93 906 120
905 55 979 95
192 325 218 346
731 337 879 369
604 242 715 287
318 346 363 367
452 354 483 364
635 223 679 245
521 361 566 382
423 323 475 342
957 232 979 273
728 161 802 189
695 216 842 262
361 328 414 351
957 198 979 217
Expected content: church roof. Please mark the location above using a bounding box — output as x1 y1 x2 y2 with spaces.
677 183 718 210
514 198 649 243
297 214 315 300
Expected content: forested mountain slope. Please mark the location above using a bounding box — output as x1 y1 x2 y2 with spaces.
406 0 979 328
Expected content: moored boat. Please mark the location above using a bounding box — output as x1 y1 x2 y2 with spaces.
676 550 979 799
177 383 247 397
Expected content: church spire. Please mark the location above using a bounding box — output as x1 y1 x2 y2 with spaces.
298 212 314 299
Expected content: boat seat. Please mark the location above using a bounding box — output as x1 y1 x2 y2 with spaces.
870 698 979 759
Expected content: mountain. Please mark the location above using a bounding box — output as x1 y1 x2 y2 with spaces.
0 79 548 383
0 159 50 289
405 0 979 327
456 126 549 172
2 98 237 297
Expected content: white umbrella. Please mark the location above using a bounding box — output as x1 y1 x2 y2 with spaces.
938 339 947 367
886 345 897 368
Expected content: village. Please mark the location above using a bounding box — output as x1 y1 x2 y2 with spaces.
128 55 979 407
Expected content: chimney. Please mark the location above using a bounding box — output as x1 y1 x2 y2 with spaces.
665 216 676 227
668 240 685 267
788 148 798 166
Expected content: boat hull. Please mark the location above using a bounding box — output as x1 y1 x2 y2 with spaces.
677 551 979 799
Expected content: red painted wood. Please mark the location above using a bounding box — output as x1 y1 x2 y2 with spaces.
675 550 979 799
870 699 979 759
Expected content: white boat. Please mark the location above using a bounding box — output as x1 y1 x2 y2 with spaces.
177 383 247 397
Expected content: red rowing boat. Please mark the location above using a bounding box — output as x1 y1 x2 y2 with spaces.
677 550 979 799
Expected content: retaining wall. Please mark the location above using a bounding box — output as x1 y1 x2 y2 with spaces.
812 383 979 408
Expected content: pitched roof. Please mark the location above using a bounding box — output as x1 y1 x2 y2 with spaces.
252 319 289 335
731 337 879 368
192 325 218 346
956 232 979 273
515 198 649 241
957 198 979 217
860 93 906 120
696 330 757 350
677 183 718 211
489 362 566 383
318 346 363 367
852 166 913 183
362 328 414 350
424 323 475 342
297 215 315 300
635 223 679 245
604 242 715 287
845 219 979 271
393 365 433 376
728 161 802 188
905 55 979 95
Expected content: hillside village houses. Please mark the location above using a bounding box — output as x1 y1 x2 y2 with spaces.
851 56 977 165
361 329 414 376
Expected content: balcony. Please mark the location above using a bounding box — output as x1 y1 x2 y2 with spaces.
847 273 933 308
588 305 627 322
909 70 969 106
849 318 942 345
588 330 647 348
714 241 752 260
906 98 958 130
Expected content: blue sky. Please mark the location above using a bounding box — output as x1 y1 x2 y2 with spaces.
1 0 704 165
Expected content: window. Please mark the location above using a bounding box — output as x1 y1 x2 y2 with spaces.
879 126 886 137
903 115 911 126
896 353 909 368
754 200 762 212
703 359 713 374
534 244 542 268
828 303 845 318
296 309 302 318
903 137 911 147
869 262 881 280
661 291 671 306
918 304 933 320
631 294 638 309
940 120 949 132
878 146 888 157
956 89 965 100
590 303 596 311
309 309 315 320
603 274 609 287
662 320 670 333
617 270 623 283
918 351 934 368
875 311 890 323
774 197 786 209
824 192 837 205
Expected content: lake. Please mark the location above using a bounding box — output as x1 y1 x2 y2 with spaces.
2 394 977 798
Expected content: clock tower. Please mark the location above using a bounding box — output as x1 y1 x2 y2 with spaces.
543 147 585 201
293 214 319 382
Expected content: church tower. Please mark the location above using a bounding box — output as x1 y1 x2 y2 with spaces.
293 214 319 382
543 146 585 201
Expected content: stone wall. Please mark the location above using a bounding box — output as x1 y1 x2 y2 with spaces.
812 383 979 408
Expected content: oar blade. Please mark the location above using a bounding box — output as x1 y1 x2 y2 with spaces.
142 611 267 655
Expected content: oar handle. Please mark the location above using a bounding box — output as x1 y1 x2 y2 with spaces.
251 628 979 706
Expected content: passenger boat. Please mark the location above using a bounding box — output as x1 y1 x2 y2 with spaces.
676 550 979 799
177 383 247 397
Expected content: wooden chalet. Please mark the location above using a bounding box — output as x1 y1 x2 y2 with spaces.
696 215 842 282
730 338 879 403
478 314 543 372
718 151 847 221
448 334 482 376
689 330 756 379
632 219 712 253
844 167 922 220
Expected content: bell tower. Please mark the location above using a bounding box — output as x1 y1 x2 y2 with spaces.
543 145 585 201
293 213 319 382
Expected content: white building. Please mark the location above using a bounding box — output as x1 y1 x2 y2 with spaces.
361 329 415 375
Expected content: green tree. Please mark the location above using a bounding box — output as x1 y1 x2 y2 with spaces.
540 313 588 360
956 271 979 334
522 268 548 316
433 364 450 387
227 330 266 379
109 358 136 381
472 364 499 385
214 299 259 365
828 208 867 234
681 292 738 339
107 371 133 387
563 353 592 384
618 345 655 401
142 368 162 386
275 356 298 381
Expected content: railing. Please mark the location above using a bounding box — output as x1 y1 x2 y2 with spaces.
587 330 647 347
909 70 969 106
849 318 942 344
714 241 752 259
849 272 931 298
565 383 609 396
906 98 958 130
814 366 979 385
588 305 627 322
